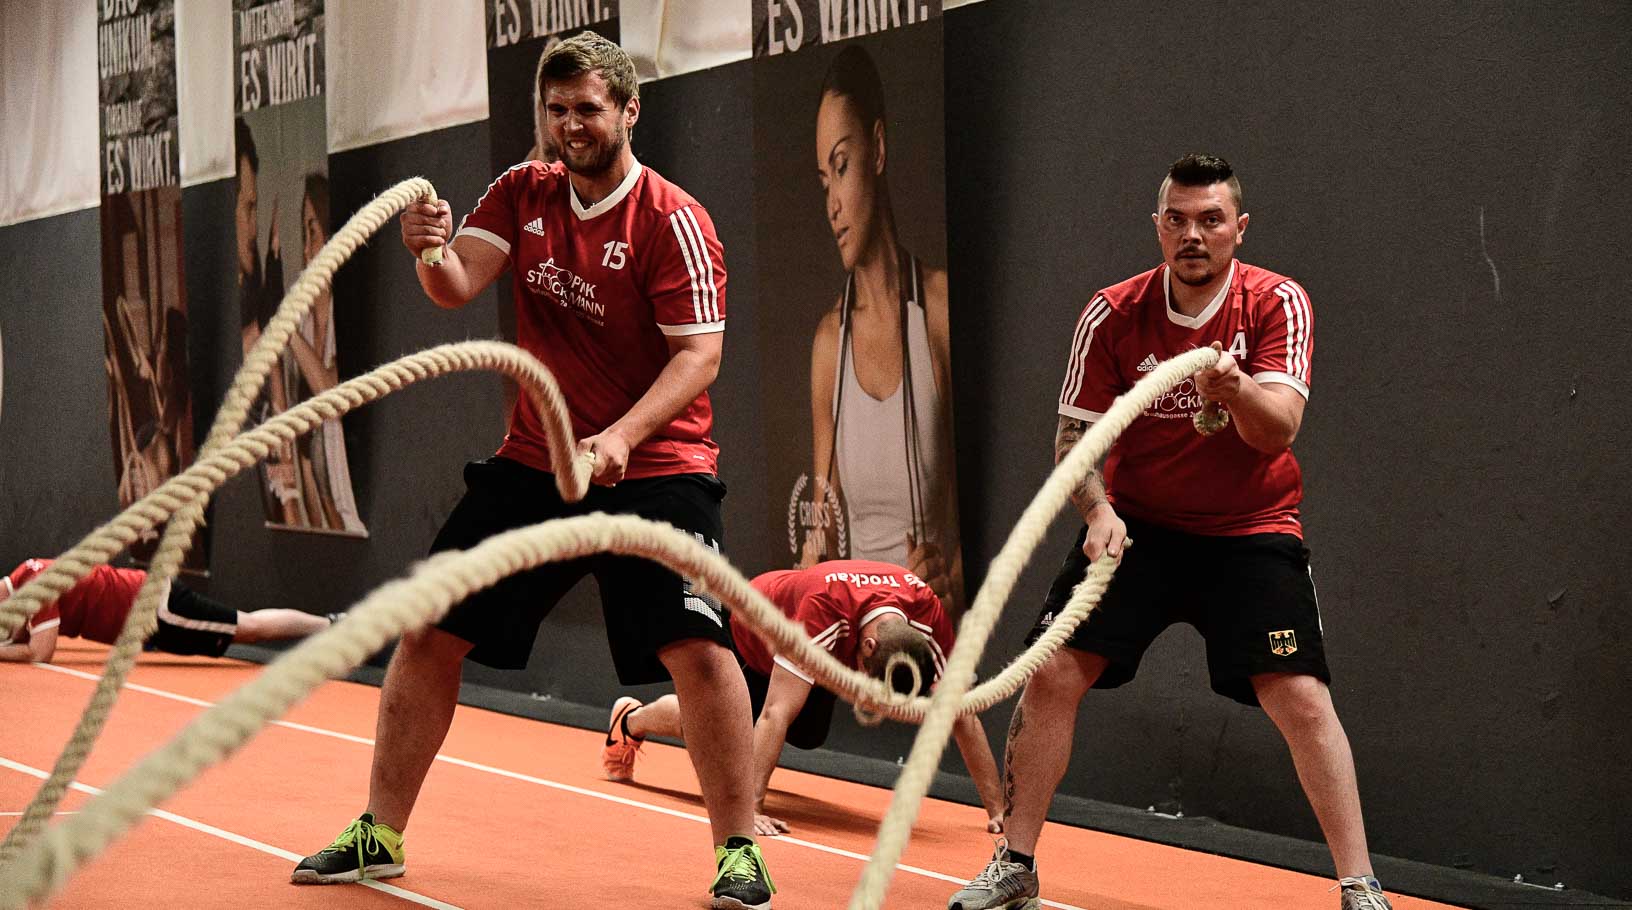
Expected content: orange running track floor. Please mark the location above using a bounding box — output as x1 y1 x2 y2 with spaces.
1 641 1470 909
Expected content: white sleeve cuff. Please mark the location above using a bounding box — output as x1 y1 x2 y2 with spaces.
658 320 726 336
771 654 816 684
453 226 511 256
1058 403 1105 423
1252 371 1310 399
28 618 60 635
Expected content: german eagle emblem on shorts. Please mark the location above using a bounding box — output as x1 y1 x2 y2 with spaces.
1269 630 1298 656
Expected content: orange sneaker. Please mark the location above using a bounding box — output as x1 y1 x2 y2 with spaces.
602 696 644 782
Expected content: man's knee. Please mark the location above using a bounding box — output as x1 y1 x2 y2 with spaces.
396 625 472 666
657 637 735 679
1027 649 1106 704
1253 672 1333 728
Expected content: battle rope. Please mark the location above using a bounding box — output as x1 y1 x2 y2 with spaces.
0 168 1219 909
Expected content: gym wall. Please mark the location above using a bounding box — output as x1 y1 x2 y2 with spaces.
2 0 1627 898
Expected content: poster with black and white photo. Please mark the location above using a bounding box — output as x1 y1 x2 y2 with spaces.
484 2 620 416
749 16 966 616
98 0 207 571
232 0 366 536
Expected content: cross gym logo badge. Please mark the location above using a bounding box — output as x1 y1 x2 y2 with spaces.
1269 629 1298 656
787 472 848 563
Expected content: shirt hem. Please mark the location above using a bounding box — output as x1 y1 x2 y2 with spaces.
494 443 719 481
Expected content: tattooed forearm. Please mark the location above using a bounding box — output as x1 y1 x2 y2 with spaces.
1055 415 1107 523
1002 703 1025 819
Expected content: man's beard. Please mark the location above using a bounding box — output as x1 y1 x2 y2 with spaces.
563 125 627 177
1173 251 1217 286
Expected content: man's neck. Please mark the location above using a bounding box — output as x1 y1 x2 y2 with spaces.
1169 266 1230 318
569 149 638 207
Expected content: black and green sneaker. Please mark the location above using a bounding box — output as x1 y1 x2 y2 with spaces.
710 836 775 909
290 813 405 884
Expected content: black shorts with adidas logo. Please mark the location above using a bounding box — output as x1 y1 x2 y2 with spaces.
1028 514 1331 707
431 456 732 685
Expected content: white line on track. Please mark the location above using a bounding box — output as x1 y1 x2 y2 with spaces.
0 755 462 909
27 662 1089 910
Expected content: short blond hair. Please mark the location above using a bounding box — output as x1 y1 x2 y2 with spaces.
861 618 936 695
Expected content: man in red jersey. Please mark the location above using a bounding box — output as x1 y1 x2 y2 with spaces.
0 558 333 664
949 156 1391 910
292 34 773 909
601 560 1004 837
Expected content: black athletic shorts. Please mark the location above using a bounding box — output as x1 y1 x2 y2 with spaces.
146 582 237 658
729 614 837 751
433 456 731 684
1028 515 1330 707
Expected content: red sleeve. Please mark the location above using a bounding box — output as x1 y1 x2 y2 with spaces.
1248 279 1313 398
908 588 954 684
7 560 60 638
454 163 532 258
771 591 849 683
646 203 727 336
1058 293 1122 422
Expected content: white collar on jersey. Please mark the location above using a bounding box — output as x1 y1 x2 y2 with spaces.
569 161 644 221
857 605 910 629
1163 259 1236 329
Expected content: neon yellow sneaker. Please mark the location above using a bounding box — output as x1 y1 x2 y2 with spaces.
290 813 405 884
711 836 775 909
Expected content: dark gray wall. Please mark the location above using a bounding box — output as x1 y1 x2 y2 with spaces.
0 209 119 554
2 1 1628 900
943 0 1632 898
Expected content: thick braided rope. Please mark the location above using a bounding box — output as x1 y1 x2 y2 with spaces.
0 342 591 867
0 158 1218 904
846 345 1219 910
0 179 439 645
0 513 877 906
0 344 1214 907
0 178 446 863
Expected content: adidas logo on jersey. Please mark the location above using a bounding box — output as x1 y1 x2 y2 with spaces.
1137 353 1159 372
523 217 545 236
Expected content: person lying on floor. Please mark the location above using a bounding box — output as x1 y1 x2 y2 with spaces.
601 559 1005 837
1 558 336 664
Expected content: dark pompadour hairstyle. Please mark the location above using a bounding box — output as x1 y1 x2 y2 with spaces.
819 44 886 133
537 31 638 109
1158 153 1243 215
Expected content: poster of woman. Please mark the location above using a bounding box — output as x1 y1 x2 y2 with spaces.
753 24 964 615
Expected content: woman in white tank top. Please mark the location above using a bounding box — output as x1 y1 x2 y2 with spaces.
803 46 964 616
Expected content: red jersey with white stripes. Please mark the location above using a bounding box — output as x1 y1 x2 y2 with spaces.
733 560 954 685
1058 261 1313 536
4 559 143 645
456 160 727 479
